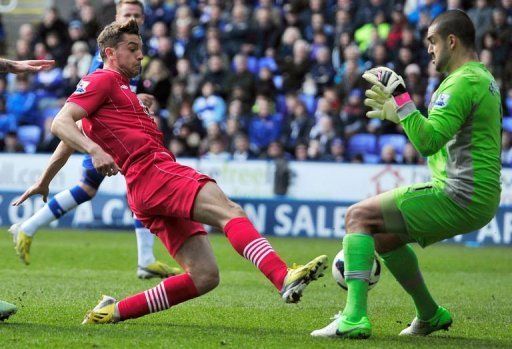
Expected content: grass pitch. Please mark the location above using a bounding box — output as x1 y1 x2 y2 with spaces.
0 229 511 348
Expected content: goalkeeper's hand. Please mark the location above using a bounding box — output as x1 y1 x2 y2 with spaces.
364 85 400 124
362 66 407 96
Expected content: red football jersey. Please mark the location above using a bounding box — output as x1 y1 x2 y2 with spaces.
67 69 174 173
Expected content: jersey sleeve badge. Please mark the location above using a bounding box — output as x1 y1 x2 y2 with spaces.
433 93 450 108
74 80 90 95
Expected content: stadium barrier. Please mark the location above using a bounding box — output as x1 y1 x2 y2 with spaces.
1 154 510 246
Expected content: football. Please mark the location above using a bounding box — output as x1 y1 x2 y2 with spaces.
332 249 382 290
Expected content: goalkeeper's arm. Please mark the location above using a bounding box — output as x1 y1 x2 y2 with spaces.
363 67 472 157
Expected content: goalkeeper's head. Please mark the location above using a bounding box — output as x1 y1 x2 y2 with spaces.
426 10 476 73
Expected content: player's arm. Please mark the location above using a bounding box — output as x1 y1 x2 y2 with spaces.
12 141 75 206
399 80 471 156
0 58 55 73
51 103 118 176
363 67 472 157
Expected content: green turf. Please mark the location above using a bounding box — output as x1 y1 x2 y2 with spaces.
0 229 511 348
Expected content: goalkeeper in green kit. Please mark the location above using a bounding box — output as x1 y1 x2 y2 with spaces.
311 10 502 339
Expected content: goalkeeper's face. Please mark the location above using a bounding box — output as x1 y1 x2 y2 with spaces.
426 26 450 73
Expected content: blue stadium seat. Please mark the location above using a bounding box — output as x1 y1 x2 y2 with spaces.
17 125 42 153
378 134 408 155
503 117 512 132
348 133 378 156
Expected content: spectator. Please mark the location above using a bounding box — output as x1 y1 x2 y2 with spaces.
223 5 250 57
0 96 16 135
281 100 313 153
202 55 229 97
145 0 175 30
294 142 308 161
44 31 69 68
232 133 256 161
354 10 390 54
468 0 494 50
37 7 69 47
380 144 399 164
407 0 444 27
249 96 282 153
251 7 280 57
321 137 347 162
279 39 312 92
147 21 169 56
255 66 277 99
306 138 323 161
6 75 39 126
403 142 422 165
97 0 117 29
137 58 172 107
0 131 24 153
339 88 365 138
202 138 231 161
79 4 100 43
262 140 290 160
309 115 338 155
226 54 256 107
63 41 92 79
68 20 91 50
193 81 226 129
311 46 335 95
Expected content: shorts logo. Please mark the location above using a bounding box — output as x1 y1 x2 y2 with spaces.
74 80 90 94
433 93 450 108
120 84 128 90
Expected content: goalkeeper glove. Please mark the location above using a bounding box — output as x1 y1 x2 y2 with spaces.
362 67 417 123
364 85 400 123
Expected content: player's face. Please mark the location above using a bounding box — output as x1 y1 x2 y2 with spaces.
427 25 450 73
113 34 143 78
116 4 145 28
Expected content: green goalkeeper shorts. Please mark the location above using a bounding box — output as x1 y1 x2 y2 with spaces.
379 182 497 247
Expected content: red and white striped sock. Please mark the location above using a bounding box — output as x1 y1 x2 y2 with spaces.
224 217 288 290
117 273 199 320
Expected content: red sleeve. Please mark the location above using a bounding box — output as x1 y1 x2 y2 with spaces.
66 72 111 116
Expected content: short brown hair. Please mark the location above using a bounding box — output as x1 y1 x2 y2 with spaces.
117 0 144 12
97 19 140 60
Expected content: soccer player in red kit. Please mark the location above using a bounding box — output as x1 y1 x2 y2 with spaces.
50 19 327 324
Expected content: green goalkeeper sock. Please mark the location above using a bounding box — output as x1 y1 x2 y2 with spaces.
380 244 438 320
342 233 375 322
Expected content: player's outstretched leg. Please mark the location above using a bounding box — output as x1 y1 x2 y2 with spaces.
193 183 328 304
83 235 214 324
0 300 17 321
134 219 181 279
9 185 92 265
379 244 452 335
335 233 374 339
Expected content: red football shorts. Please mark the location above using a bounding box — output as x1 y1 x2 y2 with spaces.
126 152 213 256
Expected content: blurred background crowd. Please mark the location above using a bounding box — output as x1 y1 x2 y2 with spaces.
0 0 512 166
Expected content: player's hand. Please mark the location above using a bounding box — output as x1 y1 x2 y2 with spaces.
11 59 56 73
362 66 407 96
90 147 119 177
137 93 155 109
13 181 50 206
364 85 400 124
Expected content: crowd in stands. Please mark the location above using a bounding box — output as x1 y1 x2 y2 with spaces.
1 0 512 166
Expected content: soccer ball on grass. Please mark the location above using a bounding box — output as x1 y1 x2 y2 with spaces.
332 249 381 290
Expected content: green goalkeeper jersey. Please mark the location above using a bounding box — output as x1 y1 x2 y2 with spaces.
400 62 502 208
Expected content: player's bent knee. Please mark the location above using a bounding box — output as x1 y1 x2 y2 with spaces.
345 204 371 233
190 267 220 295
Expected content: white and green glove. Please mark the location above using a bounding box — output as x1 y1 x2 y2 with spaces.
362 67 417 123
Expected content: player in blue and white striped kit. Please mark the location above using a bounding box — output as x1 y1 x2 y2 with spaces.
9 0 180 279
